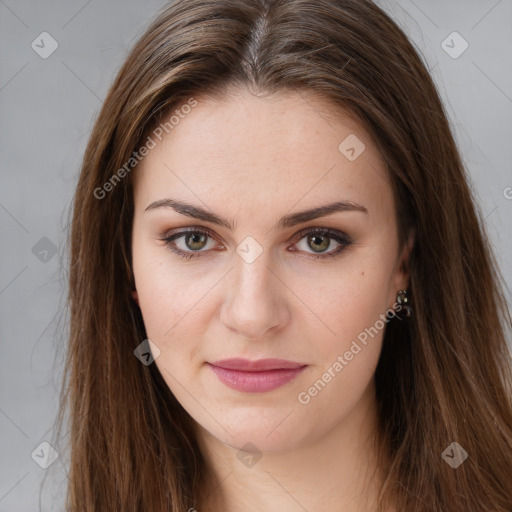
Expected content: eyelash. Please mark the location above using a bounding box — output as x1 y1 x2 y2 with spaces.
159 226 352 261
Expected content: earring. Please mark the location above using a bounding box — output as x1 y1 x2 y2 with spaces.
396 289 412 320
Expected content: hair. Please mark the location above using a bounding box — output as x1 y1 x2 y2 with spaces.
56 0 512 510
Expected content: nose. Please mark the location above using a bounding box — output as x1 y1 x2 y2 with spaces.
219 250 291 341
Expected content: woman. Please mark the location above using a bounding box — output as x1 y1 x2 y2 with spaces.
57 0 512 510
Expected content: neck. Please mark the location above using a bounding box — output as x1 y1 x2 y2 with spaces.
196 379 386 512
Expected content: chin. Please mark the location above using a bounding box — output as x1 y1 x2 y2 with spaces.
195 406 317 454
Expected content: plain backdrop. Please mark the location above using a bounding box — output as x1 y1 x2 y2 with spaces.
1 0 511 509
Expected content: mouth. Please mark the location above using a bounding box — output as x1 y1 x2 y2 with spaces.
207 358 308 393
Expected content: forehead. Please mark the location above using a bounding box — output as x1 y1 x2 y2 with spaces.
132 88 392 222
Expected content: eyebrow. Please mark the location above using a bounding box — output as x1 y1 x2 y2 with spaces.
144 198 368 230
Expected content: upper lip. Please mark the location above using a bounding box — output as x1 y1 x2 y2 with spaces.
209 358 306 371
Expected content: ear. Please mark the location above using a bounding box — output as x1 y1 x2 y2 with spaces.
131 290 139 306
394 229 415 291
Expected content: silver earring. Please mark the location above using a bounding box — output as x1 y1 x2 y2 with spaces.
396 289 412 320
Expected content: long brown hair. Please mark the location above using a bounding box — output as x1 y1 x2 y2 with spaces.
56 0 512 510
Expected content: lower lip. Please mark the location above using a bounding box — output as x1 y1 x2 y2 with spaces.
207 364 307 393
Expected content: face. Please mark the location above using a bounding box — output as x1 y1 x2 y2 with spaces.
131 87 410 454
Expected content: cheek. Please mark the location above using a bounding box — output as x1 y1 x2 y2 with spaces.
296 344 381 433
290 257 394 411
293 259 394 354
132 239 208 335
132 247 225 390
293 272 389 418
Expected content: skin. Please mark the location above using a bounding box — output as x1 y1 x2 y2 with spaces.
131 86 411 512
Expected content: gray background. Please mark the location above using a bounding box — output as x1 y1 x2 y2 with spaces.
1 0 511 510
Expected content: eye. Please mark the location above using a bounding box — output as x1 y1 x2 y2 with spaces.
159 226 351 260
160 227 222 260
290 227 351 260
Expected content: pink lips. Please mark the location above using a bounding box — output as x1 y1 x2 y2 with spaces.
207 358 307 393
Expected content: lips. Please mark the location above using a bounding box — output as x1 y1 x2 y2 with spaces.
210 358 305 371
207 358 307 393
